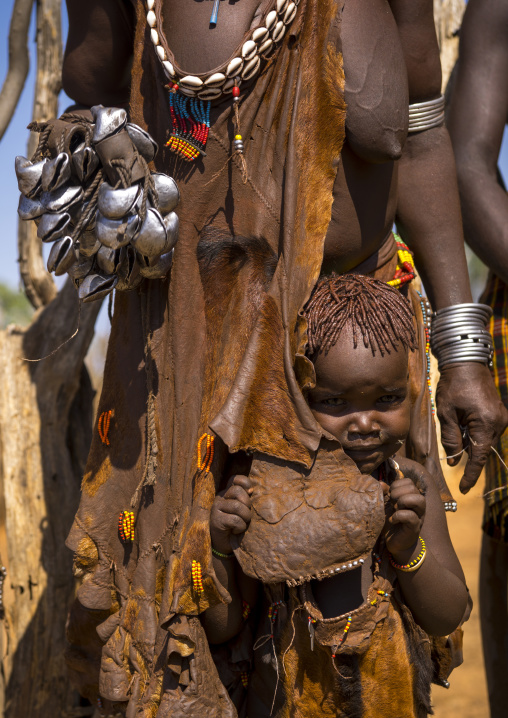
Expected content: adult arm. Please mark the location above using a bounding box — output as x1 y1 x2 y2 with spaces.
391 0 508 493
63 0 135 108
447 0 508 282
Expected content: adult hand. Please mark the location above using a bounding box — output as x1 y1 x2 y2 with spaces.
436 362 508 494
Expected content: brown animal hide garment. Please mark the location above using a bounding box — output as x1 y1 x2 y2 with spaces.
247 553 434 718
66 0 348 715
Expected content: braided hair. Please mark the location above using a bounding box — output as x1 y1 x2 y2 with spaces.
303 274 417 358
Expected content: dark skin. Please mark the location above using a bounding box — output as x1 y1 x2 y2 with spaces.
62 0 507 493
207 330 468 646
448 1 508 715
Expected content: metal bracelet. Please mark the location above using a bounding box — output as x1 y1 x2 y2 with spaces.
430 303 494 369
408 95 445 133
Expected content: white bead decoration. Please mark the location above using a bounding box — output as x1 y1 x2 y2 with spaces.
156 45 166 61
147 0 155 8
150 29 159 45
147 10 156 27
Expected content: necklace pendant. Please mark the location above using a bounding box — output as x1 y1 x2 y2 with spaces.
210 0 221 27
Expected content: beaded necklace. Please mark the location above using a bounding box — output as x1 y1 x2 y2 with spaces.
145 0 302 162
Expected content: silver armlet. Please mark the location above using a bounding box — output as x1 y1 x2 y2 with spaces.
408 95 445 134
430 303 494 370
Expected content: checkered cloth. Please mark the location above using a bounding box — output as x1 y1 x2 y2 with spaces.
481 274 508 541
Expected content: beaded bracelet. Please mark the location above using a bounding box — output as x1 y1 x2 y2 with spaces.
389 537 426 573
211 547 234 559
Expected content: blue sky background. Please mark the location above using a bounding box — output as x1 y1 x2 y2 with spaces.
1 0 507 299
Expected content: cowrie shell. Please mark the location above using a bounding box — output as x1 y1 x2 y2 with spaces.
265 10 277 29
259 38 274 55
179 75 203 88
198 87 223 100
150 29 159 45
226 57 243 77
147 0 155 9
253 27 269 43
276 0 288 13
163 60 175 77
284 2 297 24
205 72 226 87
242 55 261 80
156 45 166 61
242 40 257 60
179 87 197 97
146 10 156 27
272 20 285 42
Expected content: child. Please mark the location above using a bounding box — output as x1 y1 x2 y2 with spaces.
205 275 468 718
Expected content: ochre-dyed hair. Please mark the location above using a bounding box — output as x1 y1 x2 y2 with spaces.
303 274 417 357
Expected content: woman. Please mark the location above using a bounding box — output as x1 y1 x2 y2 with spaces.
62 1 505 714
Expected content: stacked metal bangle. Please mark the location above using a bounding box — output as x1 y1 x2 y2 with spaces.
430 303 493 370
408 95 445 133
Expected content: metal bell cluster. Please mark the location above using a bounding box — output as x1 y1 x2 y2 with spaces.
16 106 180 303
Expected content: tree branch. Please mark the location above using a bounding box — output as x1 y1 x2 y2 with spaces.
0 0 35 142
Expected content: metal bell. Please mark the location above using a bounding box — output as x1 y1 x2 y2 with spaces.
78 230 101 258
37 212 71 243
47 236 77 276
96 245 121 275
116 245 142 291
15 156 47 197
72 144 99 183
138 250 174 279
68 256 94 284
41 185 83 213
91 105 127 144
78 273 118 303
126 123 158 162
152 173 179 214
41 152 71 192
131 207 167 258
95 211 140 250
97 182 141 220
18 194 45 221
162 211 179 252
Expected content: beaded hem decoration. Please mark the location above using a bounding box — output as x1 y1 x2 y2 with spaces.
197 432 215 473
118 511 135 542
286 556 366 588
192 559 204 594
98 409 114 446
387 237 416 289
145 0 302 162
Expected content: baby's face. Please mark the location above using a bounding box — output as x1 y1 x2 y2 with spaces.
307 327 411 474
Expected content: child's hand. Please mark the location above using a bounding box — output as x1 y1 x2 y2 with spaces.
383 476 426 562
210 475 253 555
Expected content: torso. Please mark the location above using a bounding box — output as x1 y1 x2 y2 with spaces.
162 0 409 274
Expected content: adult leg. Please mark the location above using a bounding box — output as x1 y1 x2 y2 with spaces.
480 532 508 718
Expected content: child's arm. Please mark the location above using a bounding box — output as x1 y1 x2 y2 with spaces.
201 476 259 644
383 458 468 636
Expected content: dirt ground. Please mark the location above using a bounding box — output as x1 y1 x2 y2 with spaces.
432 462 489 717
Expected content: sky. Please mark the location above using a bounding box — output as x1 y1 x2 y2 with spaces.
1 0 507 298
